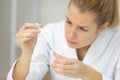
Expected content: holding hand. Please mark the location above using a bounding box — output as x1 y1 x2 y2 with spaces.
52 52 89 79
16 23 42 54
52 52 102 80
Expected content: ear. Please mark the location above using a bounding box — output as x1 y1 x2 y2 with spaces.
98 22 109 32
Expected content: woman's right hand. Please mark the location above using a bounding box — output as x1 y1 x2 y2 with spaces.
16 23 42 55
13 23 42 80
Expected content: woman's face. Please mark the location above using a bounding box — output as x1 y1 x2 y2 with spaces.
65 4 100 49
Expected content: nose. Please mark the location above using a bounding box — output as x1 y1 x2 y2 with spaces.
69 28 76 39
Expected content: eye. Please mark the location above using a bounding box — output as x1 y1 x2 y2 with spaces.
65 20 72 25
79 27 88 32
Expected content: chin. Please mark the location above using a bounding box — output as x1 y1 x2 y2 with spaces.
68 43 89 49
67 44 78 49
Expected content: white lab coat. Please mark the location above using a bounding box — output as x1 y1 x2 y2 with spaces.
7 21 120 80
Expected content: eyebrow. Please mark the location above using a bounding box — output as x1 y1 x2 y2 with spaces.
66 16 89 28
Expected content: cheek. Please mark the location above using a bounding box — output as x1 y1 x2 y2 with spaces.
65 25 70 38
79 35 92 41
77 33 98 45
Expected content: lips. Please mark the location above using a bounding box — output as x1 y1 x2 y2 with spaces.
67 39 78 45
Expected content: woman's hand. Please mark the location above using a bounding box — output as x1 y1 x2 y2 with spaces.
13 23 42 80
16 23 42 54
52 52 102 80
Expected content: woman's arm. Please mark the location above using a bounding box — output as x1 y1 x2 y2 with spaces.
115 54 120 80
12 23 41 80
13 53 32 80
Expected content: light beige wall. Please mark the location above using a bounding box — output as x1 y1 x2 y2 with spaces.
16 0 69 30
0 0 11 79
38 0 69 24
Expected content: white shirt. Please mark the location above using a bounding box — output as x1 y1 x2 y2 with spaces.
7 21 120 80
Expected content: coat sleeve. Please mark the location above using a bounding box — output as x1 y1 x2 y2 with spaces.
102 75 113 80
103 52 120 80
103 56 120 80
115 53 120 80
26 36 49 80
7 60 18 80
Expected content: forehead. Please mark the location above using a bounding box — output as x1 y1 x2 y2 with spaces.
67 4 97 27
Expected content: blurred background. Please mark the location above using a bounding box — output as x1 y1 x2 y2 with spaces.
0 0 69 79
0 0 120 80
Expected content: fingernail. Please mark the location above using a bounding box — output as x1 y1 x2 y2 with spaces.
35 23 39 25
53 52 56 55
39 28 42 31
53 52 56 54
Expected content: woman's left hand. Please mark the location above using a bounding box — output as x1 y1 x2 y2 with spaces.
52 52 90 79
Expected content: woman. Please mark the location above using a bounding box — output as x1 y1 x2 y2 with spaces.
7 0 119 80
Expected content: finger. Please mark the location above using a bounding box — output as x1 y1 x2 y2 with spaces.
20 23 33 31
52 61 65 69
19 37 32 43
21 32 37 38
53 65 78 79
35 23 43 28
54 52 76 64
53 67 64 73
53 52 65 59
22 29 40 34
58 72 77 79
53 66 76 77
52 61 76 70
20 23 42 32
17 28 40 38
16 32 37 41
18 32 37 43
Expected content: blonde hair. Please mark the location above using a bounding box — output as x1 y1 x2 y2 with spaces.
69 0 120 27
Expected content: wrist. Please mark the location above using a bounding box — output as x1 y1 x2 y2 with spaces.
19 53 32 61
83 66 102 80
21 46 34 55
13 53 32 80
22 49 33 55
